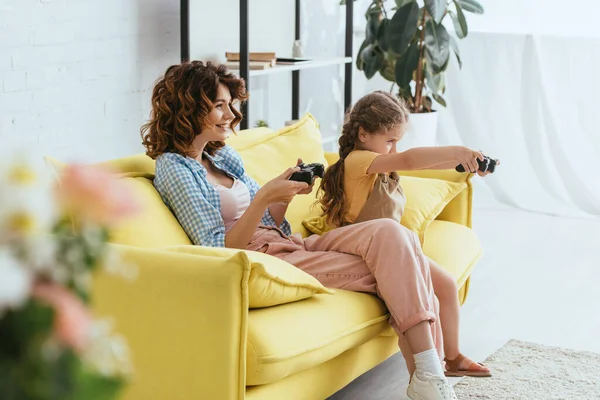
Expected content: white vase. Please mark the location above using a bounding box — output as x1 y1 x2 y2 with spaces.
397 111 439 152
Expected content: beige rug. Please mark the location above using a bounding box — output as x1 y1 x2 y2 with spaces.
454 340 600 399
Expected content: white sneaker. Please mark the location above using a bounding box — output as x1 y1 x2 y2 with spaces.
406 373 458 400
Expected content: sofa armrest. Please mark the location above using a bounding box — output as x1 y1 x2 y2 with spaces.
323 152 473 228
92 244 250 400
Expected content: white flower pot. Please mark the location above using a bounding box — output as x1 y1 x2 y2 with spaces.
397 111 439 152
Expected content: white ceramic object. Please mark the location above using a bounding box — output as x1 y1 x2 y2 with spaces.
397 111 439 152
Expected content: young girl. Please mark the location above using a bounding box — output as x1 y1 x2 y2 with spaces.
318 91 494 380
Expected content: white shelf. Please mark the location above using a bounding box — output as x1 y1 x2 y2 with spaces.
230 57 352 77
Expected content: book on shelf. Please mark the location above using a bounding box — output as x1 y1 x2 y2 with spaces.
225 60 274 70
225 52 276 62
276 57 311 65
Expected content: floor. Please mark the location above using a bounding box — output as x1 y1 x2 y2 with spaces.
329 200 600 400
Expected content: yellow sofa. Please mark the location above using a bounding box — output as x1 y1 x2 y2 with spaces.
76 114 482 400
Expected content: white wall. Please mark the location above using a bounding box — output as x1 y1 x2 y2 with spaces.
0 0 180 164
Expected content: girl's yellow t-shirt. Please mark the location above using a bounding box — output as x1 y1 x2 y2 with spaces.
343 150 381 223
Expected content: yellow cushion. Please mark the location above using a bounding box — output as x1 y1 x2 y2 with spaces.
231 114 328 237
400 176 466 242
44 154 156 177
303 176 466 243
109 177 193 247
43 156 192 247
246 289 390 385
225 126 276 150
423 220 482 287
161 245 333 308
95 153 156 176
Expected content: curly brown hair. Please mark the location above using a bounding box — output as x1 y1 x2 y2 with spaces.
141 61 248 159
317 91 410 228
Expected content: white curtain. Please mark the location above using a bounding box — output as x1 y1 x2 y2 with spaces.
439 31 600 218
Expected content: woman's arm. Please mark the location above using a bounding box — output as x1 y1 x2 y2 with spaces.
368 146 483 174
267 203 289 227
225 192 270 249
225 167 308 249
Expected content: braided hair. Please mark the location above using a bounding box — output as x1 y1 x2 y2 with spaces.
317 91 410 227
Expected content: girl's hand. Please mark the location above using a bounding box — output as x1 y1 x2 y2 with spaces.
257 166 309 205
295 158 315 195
476 159 500 177
456 147 484 173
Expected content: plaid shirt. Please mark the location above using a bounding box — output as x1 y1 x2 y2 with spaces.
154 145 291 247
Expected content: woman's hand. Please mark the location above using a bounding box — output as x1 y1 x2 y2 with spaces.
257 166 309 205
294 158 315 195
455 147 484 173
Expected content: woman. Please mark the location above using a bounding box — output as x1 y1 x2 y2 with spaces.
141 61 475 400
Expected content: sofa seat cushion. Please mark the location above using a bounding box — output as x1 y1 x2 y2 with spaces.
246 289 390 386
423 220 483 286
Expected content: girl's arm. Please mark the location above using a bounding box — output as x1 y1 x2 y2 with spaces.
368 146 483 174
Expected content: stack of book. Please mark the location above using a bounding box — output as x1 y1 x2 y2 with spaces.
225 52 276 70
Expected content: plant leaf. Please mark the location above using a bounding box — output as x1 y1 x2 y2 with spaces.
387 2 420 55
380 62 396 82
361 44 384 79
377 18 391 51
424 65 445 94
356 40 369 71
450 1 468 39
458 0 484 14
424 20 450 74
394 41 420 88
432 93 447 107
424 0 447 24
366 13 382 44
449 35 462 69
395 0 416 7
423 96 433 111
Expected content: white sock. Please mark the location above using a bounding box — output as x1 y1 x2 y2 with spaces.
413 349 445 380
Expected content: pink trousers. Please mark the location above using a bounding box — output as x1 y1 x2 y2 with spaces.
246 218 443 359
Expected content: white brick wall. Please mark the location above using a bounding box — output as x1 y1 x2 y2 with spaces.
0 0 179 165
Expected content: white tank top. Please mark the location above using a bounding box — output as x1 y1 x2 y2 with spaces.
212 179 251 232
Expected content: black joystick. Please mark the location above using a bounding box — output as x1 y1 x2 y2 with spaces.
289 163 325 184
456 156 498 174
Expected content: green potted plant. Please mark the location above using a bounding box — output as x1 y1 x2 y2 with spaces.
354 0 484 148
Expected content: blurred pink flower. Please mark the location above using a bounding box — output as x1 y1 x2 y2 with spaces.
57 165 139 226
33 282 91 352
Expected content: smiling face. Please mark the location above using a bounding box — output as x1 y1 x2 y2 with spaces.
200 83 236 142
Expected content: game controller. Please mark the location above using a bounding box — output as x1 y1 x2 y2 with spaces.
289 163 325 184
456 155 498 174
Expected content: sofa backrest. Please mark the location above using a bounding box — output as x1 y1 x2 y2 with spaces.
104 114 327 247
228 114 327 237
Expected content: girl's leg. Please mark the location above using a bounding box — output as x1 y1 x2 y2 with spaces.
301 219 444 359
429 257 490 374
396 327 416 376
